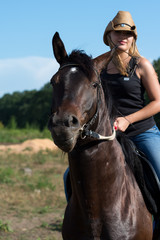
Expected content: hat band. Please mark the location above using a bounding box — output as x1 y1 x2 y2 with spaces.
114 23 136 30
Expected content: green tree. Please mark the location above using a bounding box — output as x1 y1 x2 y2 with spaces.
0 83 52 130
153 58 160 81
27 83 52 130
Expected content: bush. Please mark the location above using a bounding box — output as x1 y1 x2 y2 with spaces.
0 122 4 129
7 116 17 129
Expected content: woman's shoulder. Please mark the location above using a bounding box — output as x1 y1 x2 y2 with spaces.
138 57 153 69
137 57 157 80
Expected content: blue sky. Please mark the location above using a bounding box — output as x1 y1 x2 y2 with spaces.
0 0 160 97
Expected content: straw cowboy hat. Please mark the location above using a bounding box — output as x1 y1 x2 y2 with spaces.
103 11 137 46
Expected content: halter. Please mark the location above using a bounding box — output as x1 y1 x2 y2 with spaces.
58 63 116 141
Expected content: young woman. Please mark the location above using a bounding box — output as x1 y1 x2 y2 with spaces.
98 11 160 182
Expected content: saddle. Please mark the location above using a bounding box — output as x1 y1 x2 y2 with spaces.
117 134 160 217
135 149 160 216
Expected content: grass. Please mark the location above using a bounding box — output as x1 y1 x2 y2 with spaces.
0 149 67 205
0 168 15 184
0 148 68 240
0 128 67 239
0 220 13 232
0 128 52 143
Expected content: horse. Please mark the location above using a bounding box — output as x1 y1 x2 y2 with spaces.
48 32 154 240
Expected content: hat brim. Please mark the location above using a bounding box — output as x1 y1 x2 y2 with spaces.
103 21 137 46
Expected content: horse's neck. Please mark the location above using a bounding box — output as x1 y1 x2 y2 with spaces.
69 97 126 201
69 139 125 210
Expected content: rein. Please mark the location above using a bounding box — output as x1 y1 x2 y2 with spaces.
59 63 116 142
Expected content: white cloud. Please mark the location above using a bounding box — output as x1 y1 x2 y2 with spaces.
0 57 59 97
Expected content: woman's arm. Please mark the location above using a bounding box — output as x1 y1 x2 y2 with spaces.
114 57 160 132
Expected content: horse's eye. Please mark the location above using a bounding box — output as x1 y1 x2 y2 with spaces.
92 82 99 88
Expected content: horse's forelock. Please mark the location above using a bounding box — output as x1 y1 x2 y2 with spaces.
66 50 94 79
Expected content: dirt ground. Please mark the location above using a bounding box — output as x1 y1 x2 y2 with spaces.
0 138 58 154
0 139 66 240
0 211 63 240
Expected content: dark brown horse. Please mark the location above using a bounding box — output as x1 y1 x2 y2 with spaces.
48 32 154 240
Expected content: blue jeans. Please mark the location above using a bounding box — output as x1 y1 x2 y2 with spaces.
63 167 70 202
130 125 160 181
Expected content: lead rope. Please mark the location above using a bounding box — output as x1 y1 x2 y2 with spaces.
79 126 116 141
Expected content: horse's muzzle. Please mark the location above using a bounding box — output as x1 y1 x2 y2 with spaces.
48 113 81 152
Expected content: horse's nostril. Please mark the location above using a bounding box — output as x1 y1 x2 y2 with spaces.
69 115 79 127
72 116 78 125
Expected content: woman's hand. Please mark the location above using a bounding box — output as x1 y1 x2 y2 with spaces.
114 117 130 132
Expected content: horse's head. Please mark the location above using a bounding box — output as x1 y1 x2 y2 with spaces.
48 32 101 152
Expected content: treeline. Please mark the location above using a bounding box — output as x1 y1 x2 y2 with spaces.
0 58 160 130
0 83 52 130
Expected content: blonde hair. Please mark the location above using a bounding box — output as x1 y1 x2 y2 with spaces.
106 34 141 76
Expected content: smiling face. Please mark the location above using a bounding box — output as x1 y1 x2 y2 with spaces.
110 30 134 53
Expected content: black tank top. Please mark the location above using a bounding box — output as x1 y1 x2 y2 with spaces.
100 57 155 137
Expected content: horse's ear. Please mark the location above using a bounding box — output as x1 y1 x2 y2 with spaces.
52 32 68 64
